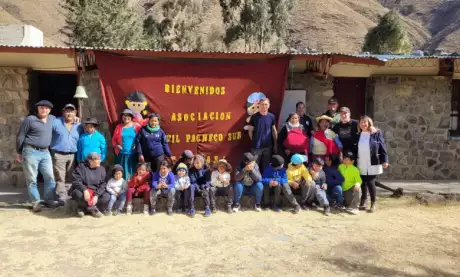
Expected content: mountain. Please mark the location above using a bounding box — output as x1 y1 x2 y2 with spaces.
0 0 459 53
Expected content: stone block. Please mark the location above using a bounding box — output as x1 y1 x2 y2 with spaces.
415 193 447 205
439 152 454 163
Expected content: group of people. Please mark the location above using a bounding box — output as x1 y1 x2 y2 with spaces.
16 96 388 218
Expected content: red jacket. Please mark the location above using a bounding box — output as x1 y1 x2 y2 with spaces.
128 172 151 189
112 123 142 155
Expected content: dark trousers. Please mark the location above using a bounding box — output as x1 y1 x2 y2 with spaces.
146 154 164 173
360 175 377 203
71 189 110 211
150 188 175 210
210 186 233 209
189 185 210 210
263 185 282 206
251 147 272 174
175 189 191 210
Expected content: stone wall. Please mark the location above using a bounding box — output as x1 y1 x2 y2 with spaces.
372 76 460 180
0 68 29 187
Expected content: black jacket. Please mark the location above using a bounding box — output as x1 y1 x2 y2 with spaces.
68 161 107 197
359 130 389 166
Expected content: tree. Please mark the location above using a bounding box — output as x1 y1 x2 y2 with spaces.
362 10 412 54
61 0 147 48
219 0 295 51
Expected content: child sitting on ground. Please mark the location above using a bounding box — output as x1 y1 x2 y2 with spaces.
323 156 344 208
309 158 331 216
338 152 362 215
210 159 233 214
150 161 176 215
126 163 151 215
188 155 212 218
262 155 301 213
174 163 191 213
286 154 314 210
105 164 128 216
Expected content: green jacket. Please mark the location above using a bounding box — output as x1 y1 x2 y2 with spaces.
338 164 362 191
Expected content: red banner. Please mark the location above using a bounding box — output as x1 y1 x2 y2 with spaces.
95 51 289 166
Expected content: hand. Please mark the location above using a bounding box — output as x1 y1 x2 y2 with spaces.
245 162 255 172
223 179 229 185
92 196 98 206
353 185 360 192
272 181 279 187
83 190 90 201
116 145 123 150
74 117 81 124
139 155 145 163
285 149 291 156
272 145 278 154
269 180 275 187
311 130 316 136
322 184 327 190
290 182 299 189
370 126 377 134
171 156 177 164
16 154 22 163
383 162 389 169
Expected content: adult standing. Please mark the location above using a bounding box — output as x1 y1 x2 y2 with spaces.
77 118 107 163
16 100 57 212
51 103 83 206
332 107 359 158
323 97 341 127
248 98 278 173
278 112 309 162
112 109 142 180
293 101 313 136
310 115 343 161
136 113 172 173
357 116 389 212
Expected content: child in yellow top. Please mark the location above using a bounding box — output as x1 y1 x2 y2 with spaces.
286 154 314 210
338 151 362 214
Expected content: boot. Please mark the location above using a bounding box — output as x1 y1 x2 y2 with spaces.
369 202 376 213
359 199 367 210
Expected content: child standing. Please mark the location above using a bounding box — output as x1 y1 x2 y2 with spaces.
126 163 151 215
105 164 128 216
286 154 314 210
210 159 233 214
174 163 191 213
262 155 301 213
150 161 176 215
188 155 212 218
338 152 362 215
309 158 331 216
323 156 344 208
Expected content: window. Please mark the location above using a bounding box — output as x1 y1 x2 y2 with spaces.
449 79 460 138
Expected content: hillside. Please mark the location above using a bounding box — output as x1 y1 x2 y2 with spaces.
0 0 459 53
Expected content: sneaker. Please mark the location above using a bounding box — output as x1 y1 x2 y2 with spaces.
149 207 156 216
359 200 367 210
57 199 66 207
91 208 103 218
226 206 233 214
369 203 376 213
293 205 301 214
167 208 173 216
76 208 85 217
187 209 196 218
143 204 149 215
273 205 281 212
204 209 211 217
104 210 112 216
32 201 42 213
232 203 241 213
113 210 121 216
45 200 58 209
346 208 359 215
126 204 133 215
255 204 262 212
324 206 330 216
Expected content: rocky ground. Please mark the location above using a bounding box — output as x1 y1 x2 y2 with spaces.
0 197 459 277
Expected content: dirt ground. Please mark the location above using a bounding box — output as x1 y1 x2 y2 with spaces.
0 197 459 277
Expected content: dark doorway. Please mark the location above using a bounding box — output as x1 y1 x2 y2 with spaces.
29 71 78 116
333 77 367 119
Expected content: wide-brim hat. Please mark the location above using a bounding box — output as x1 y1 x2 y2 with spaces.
316 115 333 123
84 117 99 125
244 152 258 162
35 100 53 109
214 159 232 172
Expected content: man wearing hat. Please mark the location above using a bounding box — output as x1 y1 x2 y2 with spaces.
16 100 58 212
332 106 359 159
51 103 84 205
172 150 194 173
322 97 341 127
76 117 107 164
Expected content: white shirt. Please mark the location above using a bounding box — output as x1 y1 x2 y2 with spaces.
357 132 383 176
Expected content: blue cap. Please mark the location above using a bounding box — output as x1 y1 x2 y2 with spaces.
291 154 307 165
35 100 53 109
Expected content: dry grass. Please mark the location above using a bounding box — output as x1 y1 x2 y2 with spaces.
0 197 459 277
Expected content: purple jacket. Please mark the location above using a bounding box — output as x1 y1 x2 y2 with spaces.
136 127 172 158
189 165 211 190
152 171 175 190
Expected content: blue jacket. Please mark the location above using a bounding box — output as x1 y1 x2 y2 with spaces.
136 127 172 158
360 130 389 165
77 131 107 163
323 165 344 187
262 165 288 186
152 171 175 190
189 165 211 190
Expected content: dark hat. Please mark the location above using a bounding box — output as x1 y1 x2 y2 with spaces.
328 97 338 104
181 150 194 159
126 90 147 102
343 151 355 160
121 109 134 117
339 106 350 113
312 157 324 166
148 113 160 119
83 117 99 125
112 164 124 175
62 103 76 111
244 152 258 162
271 155 284 168
35 100 53 109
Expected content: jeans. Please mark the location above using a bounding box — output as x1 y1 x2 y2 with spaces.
22 147 56 203
52 152 76 201
189 185 210 210
251 147 272 174
313 186 329 207
150 188 175 209
175 189 190 210
234 182 263 205
107 193 126 211
327 185 344 205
